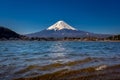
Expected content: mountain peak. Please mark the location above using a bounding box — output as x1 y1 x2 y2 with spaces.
47 20 77 30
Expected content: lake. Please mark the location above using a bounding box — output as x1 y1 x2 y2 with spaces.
0 41 120 80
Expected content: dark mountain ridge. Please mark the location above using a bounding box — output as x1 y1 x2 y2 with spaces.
0 26 21 39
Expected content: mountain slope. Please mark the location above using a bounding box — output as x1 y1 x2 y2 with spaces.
27 29 110 38
0 26 21 39
26 21 111 38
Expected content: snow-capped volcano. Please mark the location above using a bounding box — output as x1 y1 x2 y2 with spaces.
47 20 76 30
26 20 111 38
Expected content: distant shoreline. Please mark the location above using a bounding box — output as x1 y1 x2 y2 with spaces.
0 40 120 42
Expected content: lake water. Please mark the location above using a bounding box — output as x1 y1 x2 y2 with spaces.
0 41 120 80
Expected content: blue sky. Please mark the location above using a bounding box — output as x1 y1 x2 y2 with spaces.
0 0 120 34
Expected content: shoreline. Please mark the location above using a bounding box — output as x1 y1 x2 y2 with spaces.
0 40 120 42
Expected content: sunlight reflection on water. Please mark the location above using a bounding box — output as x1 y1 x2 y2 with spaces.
0 41 120 80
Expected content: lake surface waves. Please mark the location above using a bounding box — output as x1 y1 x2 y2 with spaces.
0 41 120 80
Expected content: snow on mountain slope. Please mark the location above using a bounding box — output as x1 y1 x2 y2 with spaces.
26 20 111 38
47 20 77 30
